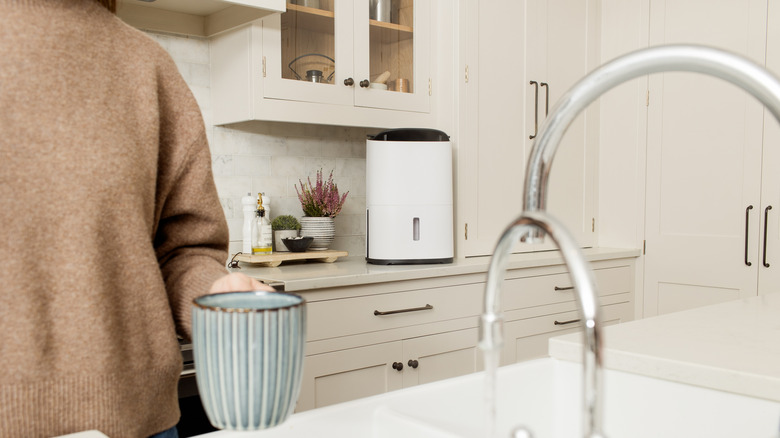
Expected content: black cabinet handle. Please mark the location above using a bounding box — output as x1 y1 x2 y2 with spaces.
392 362 403 371
554 286 574 291
554 319 581 326
374 304 433 316
344 77 354 86
764 206 773 268
407 359 419 369
529 81 539 139
540 82 549 116
359 79 370 88
746 205 754 266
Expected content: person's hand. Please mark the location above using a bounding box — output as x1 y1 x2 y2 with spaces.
210 272 275 293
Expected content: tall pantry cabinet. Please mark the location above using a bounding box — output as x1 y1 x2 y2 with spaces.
457 0 599 258
640 0 780 316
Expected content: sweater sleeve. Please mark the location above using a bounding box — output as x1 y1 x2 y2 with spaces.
150 54 230 340
155 130 230 340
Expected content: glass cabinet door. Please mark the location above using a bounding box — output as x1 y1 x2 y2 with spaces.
353 0 430 112
262 1 354 105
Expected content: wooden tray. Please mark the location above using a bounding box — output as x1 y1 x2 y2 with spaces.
234 250 348 267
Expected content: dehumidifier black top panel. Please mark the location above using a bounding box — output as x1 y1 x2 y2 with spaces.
369 128 450 142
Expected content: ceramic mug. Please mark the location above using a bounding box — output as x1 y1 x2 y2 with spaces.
192 291 306 431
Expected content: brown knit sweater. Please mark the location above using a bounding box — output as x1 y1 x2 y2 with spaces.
0 1 231 436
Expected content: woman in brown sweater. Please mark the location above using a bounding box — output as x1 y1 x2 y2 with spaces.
0 0 272 436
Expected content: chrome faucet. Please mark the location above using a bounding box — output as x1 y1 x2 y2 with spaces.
479 45 780 438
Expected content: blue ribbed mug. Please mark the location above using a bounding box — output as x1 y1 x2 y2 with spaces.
192 291 306 430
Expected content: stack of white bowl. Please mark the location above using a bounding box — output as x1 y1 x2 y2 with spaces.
300 217 335 250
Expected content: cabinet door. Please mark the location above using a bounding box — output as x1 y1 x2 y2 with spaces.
643 0 767 316
353 0 430 112
460 0 597 257
401 328 482 388
297 341 403 412
261 1 355 106
534 0 597 249
759 2 780 294
462 0 528 257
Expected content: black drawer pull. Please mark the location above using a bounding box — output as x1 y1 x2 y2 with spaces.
374 304 433 316
554 318 581 326
554 286 574 291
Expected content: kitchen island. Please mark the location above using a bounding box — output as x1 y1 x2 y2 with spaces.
550 291 780 403
196 293 780 437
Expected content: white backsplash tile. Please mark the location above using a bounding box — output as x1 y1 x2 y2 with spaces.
270 156 307 177
234 155 271 177
211 154 234 176
152 31 368 255
167 35 210 65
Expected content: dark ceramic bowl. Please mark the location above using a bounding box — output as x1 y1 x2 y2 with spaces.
282 236 314 252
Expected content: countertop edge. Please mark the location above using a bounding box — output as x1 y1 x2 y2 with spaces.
231 247 640 292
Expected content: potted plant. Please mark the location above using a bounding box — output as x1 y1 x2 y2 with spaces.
271 215 301 252
295 169 349 250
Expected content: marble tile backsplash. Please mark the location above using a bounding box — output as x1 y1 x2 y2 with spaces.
148 32 371 256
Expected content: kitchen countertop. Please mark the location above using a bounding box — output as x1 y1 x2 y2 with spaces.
230 247 640 292
549 292 780 402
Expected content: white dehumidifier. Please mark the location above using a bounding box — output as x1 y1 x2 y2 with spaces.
366 128 453 265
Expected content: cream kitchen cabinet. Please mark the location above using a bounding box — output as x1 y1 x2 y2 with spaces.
641 0 775 316
211 0 434 129
117 0 285 37
498 259 634 364
297 328 481 411
457 0 599 258
291 255 635 412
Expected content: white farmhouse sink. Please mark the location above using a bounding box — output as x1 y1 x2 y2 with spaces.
204 357 780 438
371 358 780 438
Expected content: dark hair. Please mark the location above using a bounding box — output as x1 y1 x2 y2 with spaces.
95 0 116 13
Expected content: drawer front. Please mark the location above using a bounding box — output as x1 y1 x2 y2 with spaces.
306 282 483 342
502 301 632 365
502 266 632 312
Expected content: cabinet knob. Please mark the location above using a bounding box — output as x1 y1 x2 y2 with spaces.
407 359 419 369
344 77 355 86
392 361 403 371
360 79 370 88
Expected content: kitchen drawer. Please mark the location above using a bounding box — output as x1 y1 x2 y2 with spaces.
501 300 632 365
501 266 632 313
306 282 484 342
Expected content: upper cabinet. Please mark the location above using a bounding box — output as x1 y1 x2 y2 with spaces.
117 0 286 37
212 0 434 128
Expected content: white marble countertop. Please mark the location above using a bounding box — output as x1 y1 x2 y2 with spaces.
549 292 780 402
230 247 640 292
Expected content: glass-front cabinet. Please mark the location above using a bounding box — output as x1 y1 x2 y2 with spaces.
261 0 430 113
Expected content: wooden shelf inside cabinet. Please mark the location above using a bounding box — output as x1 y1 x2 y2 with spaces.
284 3 335 34
369 19 414 42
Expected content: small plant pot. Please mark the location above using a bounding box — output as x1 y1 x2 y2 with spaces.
274 230 299 252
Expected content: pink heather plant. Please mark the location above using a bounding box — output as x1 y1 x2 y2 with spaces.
295 169 349 218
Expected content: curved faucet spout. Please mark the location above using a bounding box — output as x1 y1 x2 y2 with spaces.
524 44 780 232
479 210 604 438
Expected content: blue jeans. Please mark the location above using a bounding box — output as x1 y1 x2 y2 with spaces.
148 426 178 438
